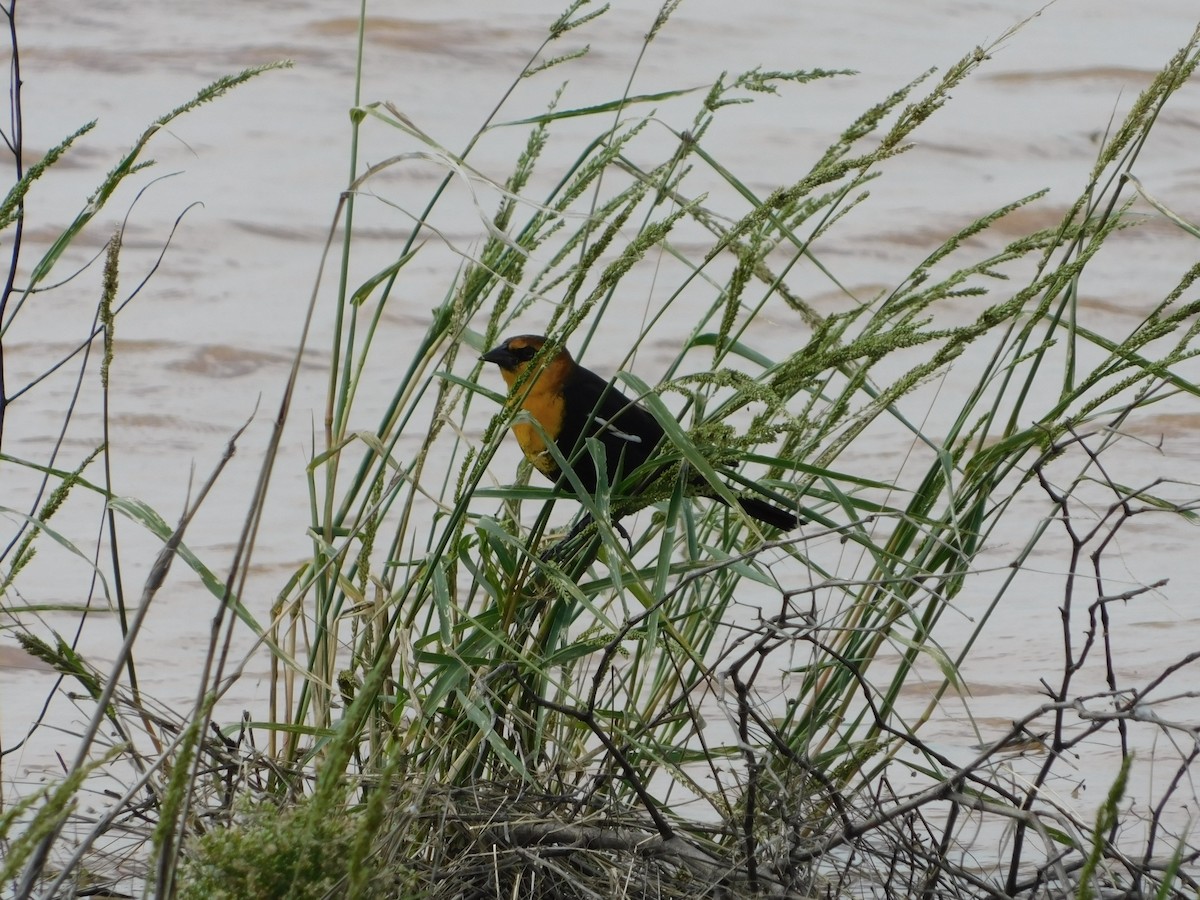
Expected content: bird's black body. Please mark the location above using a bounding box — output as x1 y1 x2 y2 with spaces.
553 361 665 494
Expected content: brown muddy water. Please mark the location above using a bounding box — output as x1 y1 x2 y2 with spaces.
3 0 1200 880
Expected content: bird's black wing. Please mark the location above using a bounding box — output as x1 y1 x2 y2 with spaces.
556 364 800 529
556 364 664 493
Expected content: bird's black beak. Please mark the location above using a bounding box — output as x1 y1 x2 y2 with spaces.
480 345 515 369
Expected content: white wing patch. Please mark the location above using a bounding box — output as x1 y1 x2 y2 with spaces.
593 415 643 443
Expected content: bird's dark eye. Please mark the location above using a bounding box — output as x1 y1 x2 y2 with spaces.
509 343 538 362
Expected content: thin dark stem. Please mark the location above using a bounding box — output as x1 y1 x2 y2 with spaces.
0 0 23 449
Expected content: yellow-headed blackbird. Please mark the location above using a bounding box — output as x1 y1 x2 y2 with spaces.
481 334 799 530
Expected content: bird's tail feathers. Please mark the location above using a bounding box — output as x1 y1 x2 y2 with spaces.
734 495 801 531
701 488 801 530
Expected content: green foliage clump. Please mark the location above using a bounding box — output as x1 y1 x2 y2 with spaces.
177 800 392 900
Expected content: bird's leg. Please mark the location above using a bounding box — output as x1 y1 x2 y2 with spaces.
610 516 633 552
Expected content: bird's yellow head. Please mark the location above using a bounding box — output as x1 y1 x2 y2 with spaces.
481 334 572 390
